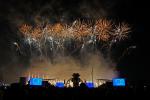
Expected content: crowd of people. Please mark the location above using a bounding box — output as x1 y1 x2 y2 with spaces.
0 80 149 99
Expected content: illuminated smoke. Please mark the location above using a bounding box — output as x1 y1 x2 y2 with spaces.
24 52 118 81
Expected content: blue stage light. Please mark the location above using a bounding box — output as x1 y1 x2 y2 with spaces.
86 82 94 88
55 82 64 88
113 78 125 87
29 78 43 86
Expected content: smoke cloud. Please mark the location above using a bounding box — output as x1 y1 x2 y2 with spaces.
24 52 118 81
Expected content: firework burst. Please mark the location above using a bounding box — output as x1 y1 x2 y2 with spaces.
112 22 131 41
94 19 113 42
17 18 131 60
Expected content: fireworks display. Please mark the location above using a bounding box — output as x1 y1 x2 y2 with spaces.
0 0 146 85
16 18 131 60
8 18 132 82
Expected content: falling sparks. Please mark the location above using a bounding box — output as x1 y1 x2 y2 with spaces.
16 18 131 59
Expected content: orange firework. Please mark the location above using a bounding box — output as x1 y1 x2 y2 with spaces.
98 32 110 42
95 19 112 32
94 19 112 41
79 24 91 37
31 26 43 40
19 24 32 37
72 20 91 40
18 18 131 44
52 23 64 38
61 24 73 38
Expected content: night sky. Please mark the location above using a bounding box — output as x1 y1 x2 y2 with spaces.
0 0 149 82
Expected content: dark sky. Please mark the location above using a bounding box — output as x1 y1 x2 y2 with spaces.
114 0 149 81
0 0 149 82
